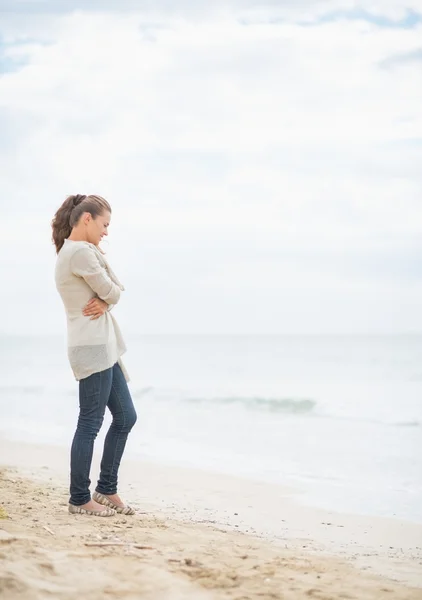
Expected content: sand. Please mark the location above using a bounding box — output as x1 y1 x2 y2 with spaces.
0 438 421 599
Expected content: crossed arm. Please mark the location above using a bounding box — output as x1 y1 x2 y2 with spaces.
82 297 109 320
70 246 122 320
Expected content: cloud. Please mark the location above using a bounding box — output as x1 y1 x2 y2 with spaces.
302 8 422 28
0 3 421 334
379 47 422 68
2 0 422 20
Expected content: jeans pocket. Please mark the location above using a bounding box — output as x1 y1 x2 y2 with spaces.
81 371 102 397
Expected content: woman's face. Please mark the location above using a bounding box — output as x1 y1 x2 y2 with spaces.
85 210 111 246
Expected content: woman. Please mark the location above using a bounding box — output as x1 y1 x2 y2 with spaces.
51 194 137 517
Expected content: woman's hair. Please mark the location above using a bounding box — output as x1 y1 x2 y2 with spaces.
51 194 111 254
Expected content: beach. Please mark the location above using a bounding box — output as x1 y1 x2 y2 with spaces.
1 438 421 599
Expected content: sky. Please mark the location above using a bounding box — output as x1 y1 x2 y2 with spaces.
0 0 421 335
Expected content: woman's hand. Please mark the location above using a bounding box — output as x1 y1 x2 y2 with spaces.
83 298 108 320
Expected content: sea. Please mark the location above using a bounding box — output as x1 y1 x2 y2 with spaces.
1 334 421 523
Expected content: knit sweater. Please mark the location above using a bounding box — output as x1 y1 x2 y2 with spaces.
55 239 129 382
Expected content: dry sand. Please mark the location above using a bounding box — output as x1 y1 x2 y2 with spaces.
1 439 422 600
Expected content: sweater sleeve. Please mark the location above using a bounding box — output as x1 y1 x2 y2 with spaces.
70 246 122 305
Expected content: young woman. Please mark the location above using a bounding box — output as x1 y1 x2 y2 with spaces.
52 194 137 517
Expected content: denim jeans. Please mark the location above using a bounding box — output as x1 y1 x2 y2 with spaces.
69 362 137 506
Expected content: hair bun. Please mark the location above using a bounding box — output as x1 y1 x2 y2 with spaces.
73 194 86 206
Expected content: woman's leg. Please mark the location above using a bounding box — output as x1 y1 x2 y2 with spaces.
95 362 137 496
69 368 113 506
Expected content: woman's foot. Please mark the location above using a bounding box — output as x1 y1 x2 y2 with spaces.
68 499 115 517
81 499 108 511
100 494 124 508
93 491 135 515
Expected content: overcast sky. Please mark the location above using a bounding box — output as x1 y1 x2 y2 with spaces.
0 0 421 335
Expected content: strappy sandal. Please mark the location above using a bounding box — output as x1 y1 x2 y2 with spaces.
68 503 116 517
92 491 136 515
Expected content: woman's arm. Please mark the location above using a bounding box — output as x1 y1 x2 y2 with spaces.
70 246 122 305
83 297 109 320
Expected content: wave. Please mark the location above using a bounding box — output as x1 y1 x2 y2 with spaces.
0 385 45 395
131 387 316 414
127 387 422 427
315 413 421 428
184 395 317 414
132 386 155 398
183 399 421 426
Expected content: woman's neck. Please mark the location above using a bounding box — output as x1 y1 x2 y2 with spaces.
68 229 89 242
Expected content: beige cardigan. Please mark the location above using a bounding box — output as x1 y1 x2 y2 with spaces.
55 239 129 382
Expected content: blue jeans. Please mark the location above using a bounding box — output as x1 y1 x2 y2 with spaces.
69 362 137 506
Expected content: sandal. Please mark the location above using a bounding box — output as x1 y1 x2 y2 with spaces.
68 503 115 517
92 491 136 515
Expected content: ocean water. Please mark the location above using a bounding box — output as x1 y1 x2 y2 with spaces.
1 334 421 523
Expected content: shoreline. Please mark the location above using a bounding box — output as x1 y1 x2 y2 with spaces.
1 437 421 597
3 417 422 527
